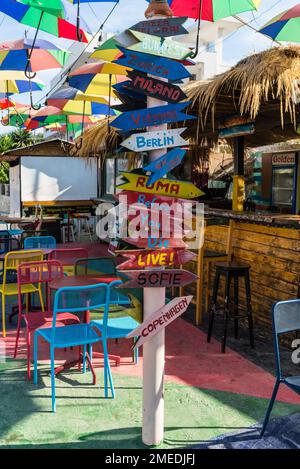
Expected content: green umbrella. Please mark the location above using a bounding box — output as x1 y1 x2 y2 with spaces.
259 5 300 43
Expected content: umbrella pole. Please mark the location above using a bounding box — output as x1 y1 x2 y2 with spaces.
1 82 10 127
65 116 69 141
190 0 203 59
25 11 44 111
107 73 112 134
76 0 83 42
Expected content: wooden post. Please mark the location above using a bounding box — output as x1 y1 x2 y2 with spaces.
233 136 245 212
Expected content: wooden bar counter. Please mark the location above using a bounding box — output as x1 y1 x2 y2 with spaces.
186 208 300 329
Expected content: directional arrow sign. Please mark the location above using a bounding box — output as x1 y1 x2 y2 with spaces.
111 102 195 131
113 81 147 104
117 269 198 289
115 190 189 207
117 172 204 199
121 128 187 152
114 47 191 81
144 148 186 185
121 237 187 250
116 30 193 61
127 295 193 349
118 248 196 270
125 71 187 104
131 17 188 38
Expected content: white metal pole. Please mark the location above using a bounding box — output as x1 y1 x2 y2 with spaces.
142 0 172 447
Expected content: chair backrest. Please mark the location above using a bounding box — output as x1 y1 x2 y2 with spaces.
272 299 300 378
49 248 89 266
24 236 56 250
2 249 44 289
75 257 117 276
0 230 10 254
21 230 49 248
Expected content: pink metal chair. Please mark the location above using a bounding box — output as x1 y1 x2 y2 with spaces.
14 260 80 379
48 248 89 275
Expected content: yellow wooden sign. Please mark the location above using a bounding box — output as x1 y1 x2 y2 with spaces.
117 172 204 199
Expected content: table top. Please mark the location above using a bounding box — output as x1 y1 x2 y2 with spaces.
49 275 120 290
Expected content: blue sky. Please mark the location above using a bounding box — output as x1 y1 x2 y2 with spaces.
0 0 299 131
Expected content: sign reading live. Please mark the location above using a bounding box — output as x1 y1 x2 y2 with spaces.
117 269 198 289
117 172 204 199
125 70 187 104
144 148 186 185
114 47 191 81
111 101 195 132
127 295 193 349
121 128 187 152
118 248 196 270
131 17 188 38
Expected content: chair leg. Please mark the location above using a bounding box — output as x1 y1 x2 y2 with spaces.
205 261 211 313
133 338 139 364
26 327 31 380
50 347 56 413
34 333 38 384
245 271 255 348
222 273 231 353
14 312 22 359
233 275 239 339
82 343 87 374
207 272 220 343
103 340 115 398
260 380 280 437
2 294 6 338
38 286 45 312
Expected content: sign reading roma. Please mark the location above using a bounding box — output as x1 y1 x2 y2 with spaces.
111 101 195 132
131 17 188 38
117 172 204 199
127 295 193 349
117 269 198 288
115 47 191 81
125 70 187 104
118 248 196 270
120 128 187 152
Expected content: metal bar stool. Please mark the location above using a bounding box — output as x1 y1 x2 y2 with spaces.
207 261 255 353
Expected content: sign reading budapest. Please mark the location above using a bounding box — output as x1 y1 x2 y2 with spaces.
115 47 191 81
121 128 187 152
118 248 196 270
127 296 193 349
131 17 188 38
117 269 198 289
125 70 187 104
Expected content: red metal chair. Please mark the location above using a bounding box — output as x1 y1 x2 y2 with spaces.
48 248 89 275
14 260 80 379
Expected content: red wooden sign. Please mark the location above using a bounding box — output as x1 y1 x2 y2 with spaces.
117 269 198 288
127 295 193 349
118 248 196 270
115 190 189 207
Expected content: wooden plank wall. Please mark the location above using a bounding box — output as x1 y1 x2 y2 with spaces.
187 222 300 329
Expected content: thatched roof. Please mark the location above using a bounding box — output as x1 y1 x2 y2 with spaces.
185 46 300 148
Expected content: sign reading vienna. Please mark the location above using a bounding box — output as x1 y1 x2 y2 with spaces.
117 269 198 289
114 47 191 81
127 295 193 349
118 248 196 270
125 70 187 104
120 128 187 152
131 17 188 38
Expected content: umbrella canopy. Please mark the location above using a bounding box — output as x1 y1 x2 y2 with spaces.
68 73 126 96
46 99 116 116
69 62 129 77
146 0 261 20
259 5 300 43
90 36 122 62
0 0 90 43
47 86 109 104
0 38 70 72
25 114 101 129
0 71 44 94
0 97 16 110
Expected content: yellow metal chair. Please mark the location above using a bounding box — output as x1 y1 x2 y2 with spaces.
1 250 45 337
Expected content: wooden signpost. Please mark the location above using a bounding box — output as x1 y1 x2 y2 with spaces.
120 128 187 152
116 30 193 61
111 101 195 131
117 172 204 199
127 295 193 349
118 248 196 270
117 269 198 289
114 47 191 81
144 148 186 185
131 17 188 37
124 70 187 104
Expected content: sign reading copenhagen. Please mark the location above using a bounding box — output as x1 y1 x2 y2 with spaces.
117 172 204 199
127 295 193 349
111 102 195 132
118 248 196 270
117 269 198 289
114 47 191 81
131 17 188 38
121 128 187 152
144 148 186 185
125 71 187 104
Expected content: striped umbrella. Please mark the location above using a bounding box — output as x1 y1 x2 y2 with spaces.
259 5 300 43
47 86 109 104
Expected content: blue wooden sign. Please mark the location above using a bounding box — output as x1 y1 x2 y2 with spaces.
114 47 191 81
111 101 195 131
144 148 186 185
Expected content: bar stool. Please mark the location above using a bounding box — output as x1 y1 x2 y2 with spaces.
207 261 255 353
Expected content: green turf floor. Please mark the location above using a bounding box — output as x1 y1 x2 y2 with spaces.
0 359 299 449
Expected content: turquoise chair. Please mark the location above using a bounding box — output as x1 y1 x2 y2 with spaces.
34 281 118 412
24 236 56 250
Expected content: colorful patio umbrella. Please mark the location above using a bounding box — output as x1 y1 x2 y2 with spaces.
146 0 262 20
47 86 109 105
0 38 70 72
46 99 116 116
259 5 300 43
25 114 101 130
90 36 121 62
68 71 127 96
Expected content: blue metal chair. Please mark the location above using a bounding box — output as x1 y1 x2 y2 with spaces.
0 230 10 254
24 236 56 250
34 282 115 412
260 299 300 437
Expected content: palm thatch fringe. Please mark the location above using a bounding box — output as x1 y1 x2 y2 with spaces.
185 46 300 131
